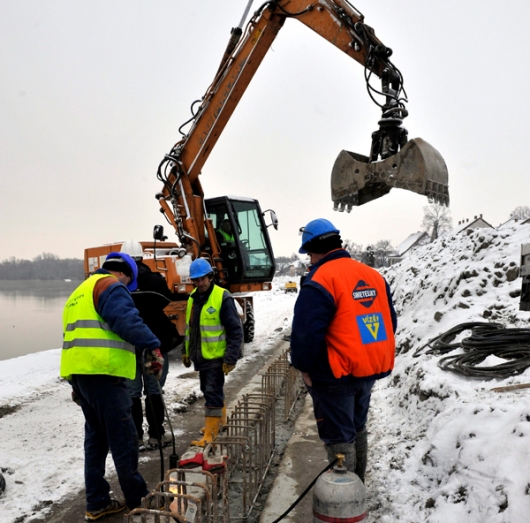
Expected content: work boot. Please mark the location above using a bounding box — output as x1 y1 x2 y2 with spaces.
221 404 227 428
325 442 356 473
201 403 227 433
355 428 368 483
191 416 221 447
145 394 166 443
85 499 125 521
131 397 144 440
147 432 173 449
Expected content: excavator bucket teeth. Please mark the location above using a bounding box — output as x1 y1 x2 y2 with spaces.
331 138 449 211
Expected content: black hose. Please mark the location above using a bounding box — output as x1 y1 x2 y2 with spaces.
154 377 179 468
142 350 165 481
413 323 530 379
270 459 337 523
412 322 504 358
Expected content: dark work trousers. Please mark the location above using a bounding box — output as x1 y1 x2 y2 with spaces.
307 379 375 445
198 360 225 414
71 374 149 511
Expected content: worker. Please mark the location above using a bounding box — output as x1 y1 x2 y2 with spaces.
290 218 397 482
181 258 243 447
216 218 234 244
61 252 164 521
120 240 183 450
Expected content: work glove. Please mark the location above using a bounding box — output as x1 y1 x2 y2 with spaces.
182 354 191 368
145 348 164 380
222 363 236 376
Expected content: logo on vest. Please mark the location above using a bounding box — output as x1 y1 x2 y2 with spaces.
352 280 377 308
356 313 387 344
207 306 217 314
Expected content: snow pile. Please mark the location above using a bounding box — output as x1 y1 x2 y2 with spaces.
368 221 530 522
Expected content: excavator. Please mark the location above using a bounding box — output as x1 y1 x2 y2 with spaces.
84 0 449 341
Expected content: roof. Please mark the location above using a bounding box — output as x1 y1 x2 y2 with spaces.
455 216 494 234
394 231 430 257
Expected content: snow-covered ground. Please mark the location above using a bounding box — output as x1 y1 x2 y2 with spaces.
0 280 298 523
368 220 530 522
1 220 530 523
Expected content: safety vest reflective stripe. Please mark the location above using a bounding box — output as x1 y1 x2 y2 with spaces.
201 324 222 331
62 338 136 351
184 333 226 344
64 319 110 331
200 333 226 343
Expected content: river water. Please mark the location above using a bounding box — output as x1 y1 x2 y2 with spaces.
0 280 81 361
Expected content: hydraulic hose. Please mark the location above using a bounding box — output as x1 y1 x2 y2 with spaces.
141 350 165 481
270 459 337 523
141 350 179 480
413 323 530 379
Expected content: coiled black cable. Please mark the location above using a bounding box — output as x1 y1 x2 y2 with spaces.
412 322 504 358
413 322 530 379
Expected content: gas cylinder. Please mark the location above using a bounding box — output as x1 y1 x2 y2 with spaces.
313 455 366 522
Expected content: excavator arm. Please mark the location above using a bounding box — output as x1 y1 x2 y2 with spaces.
156 0 449 274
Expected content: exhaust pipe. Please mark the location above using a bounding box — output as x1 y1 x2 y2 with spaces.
331 137 449 211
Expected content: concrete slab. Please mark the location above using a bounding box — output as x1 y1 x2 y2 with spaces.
259 394 326 523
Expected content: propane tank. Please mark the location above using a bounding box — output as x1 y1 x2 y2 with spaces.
313 454 366 522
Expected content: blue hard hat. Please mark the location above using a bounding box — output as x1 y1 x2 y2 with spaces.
103 252 138 291
189 258 213 279
299 218 340 254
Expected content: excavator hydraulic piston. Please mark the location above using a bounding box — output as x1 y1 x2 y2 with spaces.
331 137 449 211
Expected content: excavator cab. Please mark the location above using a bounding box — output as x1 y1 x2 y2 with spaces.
205 196 277 285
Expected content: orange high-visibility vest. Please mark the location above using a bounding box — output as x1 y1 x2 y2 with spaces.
311 257 395 379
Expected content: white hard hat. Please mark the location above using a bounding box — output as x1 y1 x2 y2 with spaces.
120 240 144 260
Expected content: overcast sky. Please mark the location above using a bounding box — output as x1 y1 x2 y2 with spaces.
1 0 529 260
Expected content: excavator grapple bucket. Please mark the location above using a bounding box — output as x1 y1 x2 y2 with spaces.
331 138 449 211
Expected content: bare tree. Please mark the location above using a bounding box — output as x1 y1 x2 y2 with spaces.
509 206 530 220
422 203 452 241
373 239 394 268
362 246 375 267
343 239 363 261
275 253 299 275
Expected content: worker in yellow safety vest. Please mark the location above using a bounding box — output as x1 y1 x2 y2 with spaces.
181 258 243 447
61 252 163 521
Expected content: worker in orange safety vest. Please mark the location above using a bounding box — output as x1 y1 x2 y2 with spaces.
290 218 397 482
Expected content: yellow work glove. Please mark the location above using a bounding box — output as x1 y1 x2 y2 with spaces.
182 354 191 368
222 363 236 375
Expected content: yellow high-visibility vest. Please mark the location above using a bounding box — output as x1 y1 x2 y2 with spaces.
61 274 136 380
184 285 227 359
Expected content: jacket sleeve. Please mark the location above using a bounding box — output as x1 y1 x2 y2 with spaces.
219 293 243 365
290 282 336 373
96 281 160 352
